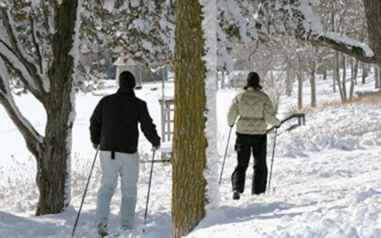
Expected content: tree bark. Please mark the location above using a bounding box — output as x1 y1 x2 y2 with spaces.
349 59 359 100
172 1 207 237
375 66 380 89
310 61 317 107
297 72 303 110
341 54 348 102
35 0 78 215
286 62 293 96
363 0 381 85
362 63 368 84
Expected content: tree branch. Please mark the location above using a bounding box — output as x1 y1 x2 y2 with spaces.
309 33 377 64
0 41 45 101
0 61 43 158
30 16 44 74
0 7 47 94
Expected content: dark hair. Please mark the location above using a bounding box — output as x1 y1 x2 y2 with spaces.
119 71 136 89
244 72 262 90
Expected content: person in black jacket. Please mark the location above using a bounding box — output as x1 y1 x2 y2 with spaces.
90 71 160 236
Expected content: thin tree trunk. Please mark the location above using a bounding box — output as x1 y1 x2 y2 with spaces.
172 1 207 237
310 61 317 107
297 72 303 110
349 59 359 100
323 68 327 80
376 66 380 89
332 13 337 93
341 54 348 102
362 63 368 84
335 52 344 100
286 62 293 96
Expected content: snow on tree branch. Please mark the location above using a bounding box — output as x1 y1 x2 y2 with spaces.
254 0 376 63
312 32 376 63
0 58 43 155
0 5 50 95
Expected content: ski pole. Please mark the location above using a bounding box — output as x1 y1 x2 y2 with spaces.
218 126 233 185
143 149 156 227
72 147 99 238
267 128 278 193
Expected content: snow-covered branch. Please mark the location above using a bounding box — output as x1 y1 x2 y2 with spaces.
0 59 43 157
0 7 48 96
254 0 377 64
0 42 45 99
310 33 377 64
30 16 44 74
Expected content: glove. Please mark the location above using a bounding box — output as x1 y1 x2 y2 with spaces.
152 143 161 151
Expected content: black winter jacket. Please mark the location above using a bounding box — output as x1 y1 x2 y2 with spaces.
90 88 160 154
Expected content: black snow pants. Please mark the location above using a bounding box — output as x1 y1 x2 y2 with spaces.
231 133 267 195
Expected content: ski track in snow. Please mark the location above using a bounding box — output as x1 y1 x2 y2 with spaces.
1 77 381 238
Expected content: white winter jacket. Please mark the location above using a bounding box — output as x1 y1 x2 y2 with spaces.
227 88 280 135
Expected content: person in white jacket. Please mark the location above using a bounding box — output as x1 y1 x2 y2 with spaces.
227 72 280 200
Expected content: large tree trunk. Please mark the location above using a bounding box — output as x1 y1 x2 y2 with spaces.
36 89 75 215
363 0 381 85
172 0 207 237
35 0 78 215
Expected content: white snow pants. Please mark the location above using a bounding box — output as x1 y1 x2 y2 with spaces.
96 151 139 229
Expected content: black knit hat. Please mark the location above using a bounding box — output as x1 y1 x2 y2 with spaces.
244 72 262 90
119 71 136 89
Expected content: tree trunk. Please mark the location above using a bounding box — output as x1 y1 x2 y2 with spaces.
310 61 317 107
172 1 207 237
35 0 78 215
334 52 340 94
349 59 359 100
341 54 348 102
375 66 380 89
297 72 303 110
335 52 345 101
363 0 381 89
36 97 74 215
323 68 327 80
362 63 368 84
286 62 293 96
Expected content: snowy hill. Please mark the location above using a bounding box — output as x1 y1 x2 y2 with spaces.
1 77 381 238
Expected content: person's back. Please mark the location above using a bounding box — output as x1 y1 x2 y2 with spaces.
90 76 160 154
228 87 279 135
90 71 160 236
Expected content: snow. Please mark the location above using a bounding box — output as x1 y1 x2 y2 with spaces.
201 0 220 208
64 0 83 207
103 0 116 12
1 71 381 238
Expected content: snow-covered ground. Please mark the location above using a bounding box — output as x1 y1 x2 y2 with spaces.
0 75 381 238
